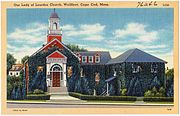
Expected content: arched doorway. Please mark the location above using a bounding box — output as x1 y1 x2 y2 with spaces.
50 64 63 87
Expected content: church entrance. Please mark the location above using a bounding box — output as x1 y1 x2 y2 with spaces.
51 64 63 87
52 72 60 87
46 50 67 93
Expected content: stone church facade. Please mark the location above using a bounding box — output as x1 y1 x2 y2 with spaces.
24 10 167 96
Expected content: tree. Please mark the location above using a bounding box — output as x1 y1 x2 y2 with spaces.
7 53 16 74
21 55 29 64
66 44 87 52
166 68 174 81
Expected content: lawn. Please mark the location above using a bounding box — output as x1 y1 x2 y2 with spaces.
87 100 135 103
7 100 47 102
145 102 174 104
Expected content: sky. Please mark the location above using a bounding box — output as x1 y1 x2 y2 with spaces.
7 8 174 68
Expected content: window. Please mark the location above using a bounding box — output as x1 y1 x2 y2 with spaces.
95 72 100 84
95 56 100 63
51 64 63 72
10 72 12 76
53 22 57 30
67 66 73 77
132 64 141 73
16 72 19 76
82 56 87 63
88 56 93 63
80 68 85 77
37 66 43 71
113 70 117 77
151 63 158 73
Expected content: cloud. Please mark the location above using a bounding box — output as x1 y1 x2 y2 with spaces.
62 24 76 31
114 44 166 50
63 23 105 41
8 22 47 44
85 46 121 58
7 22 48 62
113 22 158 42
8 44 40 63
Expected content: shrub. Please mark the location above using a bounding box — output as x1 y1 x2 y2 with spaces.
26 94 50 100
152 86 157 94
144 86 166 97
159 87 165 97
33 89 44 94
144 90 154 97
121 88 127 96
69 92 136 101
143 97 173 102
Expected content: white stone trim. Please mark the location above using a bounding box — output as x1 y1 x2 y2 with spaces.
31 38 79 60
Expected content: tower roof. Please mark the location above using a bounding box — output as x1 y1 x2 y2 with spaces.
50 9 59 18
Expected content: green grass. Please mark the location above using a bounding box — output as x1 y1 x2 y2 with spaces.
7 100 47 102
87 100 135 103
27 94 49 96
145 102 174 104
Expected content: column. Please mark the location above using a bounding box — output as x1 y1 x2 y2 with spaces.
63 63 66 86
107 82 109 96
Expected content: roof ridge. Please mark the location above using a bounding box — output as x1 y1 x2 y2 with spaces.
124 48 137 62
78 51 109 52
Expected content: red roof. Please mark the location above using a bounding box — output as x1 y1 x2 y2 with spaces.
42 39 63 51
47 51 65 58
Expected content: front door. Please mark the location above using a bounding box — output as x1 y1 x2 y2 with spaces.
52 72 60 87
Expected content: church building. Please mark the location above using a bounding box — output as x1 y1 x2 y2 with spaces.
24 10 167 96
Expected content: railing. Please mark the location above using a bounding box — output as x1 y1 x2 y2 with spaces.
100 90 107 96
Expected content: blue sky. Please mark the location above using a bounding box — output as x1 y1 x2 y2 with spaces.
7 8 174 68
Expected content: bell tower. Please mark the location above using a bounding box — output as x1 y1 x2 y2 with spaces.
47 9 62 43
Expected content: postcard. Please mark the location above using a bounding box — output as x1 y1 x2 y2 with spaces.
1 1 179 114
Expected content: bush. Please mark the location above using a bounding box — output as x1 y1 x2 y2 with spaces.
33 89 44 94
69 92 136 101
152 86 157 94
120 88 127 96
159 87 165 97
26 94 50 100
144 86 166 97
144 90 154 97
143 97 173 102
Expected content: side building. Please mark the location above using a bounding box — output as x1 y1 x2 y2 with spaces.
107 48 167 96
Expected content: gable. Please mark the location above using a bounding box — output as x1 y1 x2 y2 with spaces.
31 38 79 59
47 51 66 58
42 39 63 51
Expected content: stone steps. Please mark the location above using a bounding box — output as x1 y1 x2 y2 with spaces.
47 86 68 93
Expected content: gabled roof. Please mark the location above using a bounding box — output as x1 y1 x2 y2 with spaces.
107 48 167 65
47 50 67 59
31 38 79 59
77 51 111 65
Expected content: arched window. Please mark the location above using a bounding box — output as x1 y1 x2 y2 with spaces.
50 64 63 72
50 64 63 81
52 22 57 30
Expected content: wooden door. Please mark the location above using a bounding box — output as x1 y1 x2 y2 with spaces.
52 72 60 87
